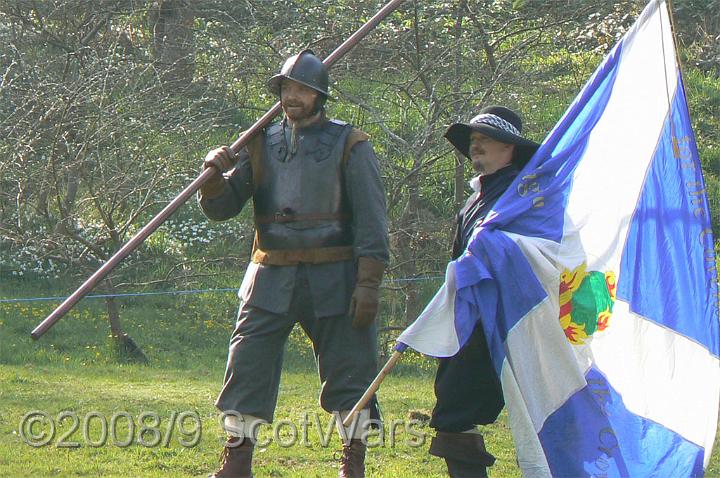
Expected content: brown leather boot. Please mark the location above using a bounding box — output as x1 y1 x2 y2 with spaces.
338 438 367 478
429 431 495 478
209 436 254 478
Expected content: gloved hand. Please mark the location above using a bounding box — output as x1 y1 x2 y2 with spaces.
349 257 385 328
200 146 237 198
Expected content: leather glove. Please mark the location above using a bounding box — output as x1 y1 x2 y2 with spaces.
349 257 385 328
200 146 237 198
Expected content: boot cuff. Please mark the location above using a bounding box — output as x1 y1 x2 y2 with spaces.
429 431 495 466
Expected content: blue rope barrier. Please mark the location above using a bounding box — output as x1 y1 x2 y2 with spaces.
0 276 444 303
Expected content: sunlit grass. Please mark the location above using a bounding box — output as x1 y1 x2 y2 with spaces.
1 284 718 477
0 361 522 477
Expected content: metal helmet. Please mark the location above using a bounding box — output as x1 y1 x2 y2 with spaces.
267 49 330 99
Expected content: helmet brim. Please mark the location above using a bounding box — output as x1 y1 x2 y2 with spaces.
267 75 333 100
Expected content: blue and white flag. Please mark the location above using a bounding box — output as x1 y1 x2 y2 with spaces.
397 1 719 476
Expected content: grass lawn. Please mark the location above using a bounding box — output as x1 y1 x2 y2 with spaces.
1 288 718 477
0 296 520 477
0 363 523 477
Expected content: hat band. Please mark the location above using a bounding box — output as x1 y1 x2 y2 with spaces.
469 113 521 136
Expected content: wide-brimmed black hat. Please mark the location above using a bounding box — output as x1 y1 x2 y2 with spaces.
444 106 540 167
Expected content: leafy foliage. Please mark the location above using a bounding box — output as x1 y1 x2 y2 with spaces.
0 0 717 334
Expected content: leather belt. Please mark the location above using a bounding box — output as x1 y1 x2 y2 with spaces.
252 246 354 265
254 212 350 224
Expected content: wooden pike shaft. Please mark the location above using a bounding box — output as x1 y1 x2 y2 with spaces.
31 0 406 340
342 349 404 427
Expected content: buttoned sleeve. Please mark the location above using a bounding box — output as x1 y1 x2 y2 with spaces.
344 140 390 264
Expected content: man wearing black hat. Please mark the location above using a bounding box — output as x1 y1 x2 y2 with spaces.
200 50 389 478
428 106 540 477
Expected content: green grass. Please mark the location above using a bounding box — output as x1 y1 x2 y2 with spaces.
0 363 520 478
1 282 719 477
0 363 500 477
0 289 517 477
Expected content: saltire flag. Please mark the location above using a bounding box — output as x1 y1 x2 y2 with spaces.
397 0 719 476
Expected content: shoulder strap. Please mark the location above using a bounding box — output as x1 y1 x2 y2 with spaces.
245 123 367 177
342 127 371 166
239 127 269 189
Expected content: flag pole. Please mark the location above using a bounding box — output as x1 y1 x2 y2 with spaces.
659 0 685 158
342 346 406 427
664 0 686 75
30 0 407 340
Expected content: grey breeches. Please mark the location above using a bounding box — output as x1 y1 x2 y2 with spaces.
215 265 378 422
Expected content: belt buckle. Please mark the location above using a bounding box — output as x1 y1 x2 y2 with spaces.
275 210 294 222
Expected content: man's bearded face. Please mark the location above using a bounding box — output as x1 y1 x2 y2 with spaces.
469 131 514 174
280 79 319 122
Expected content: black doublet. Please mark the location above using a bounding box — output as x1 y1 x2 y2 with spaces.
432 165 518 433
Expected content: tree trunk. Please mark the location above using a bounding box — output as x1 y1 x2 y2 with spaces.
394 155 425 326
105 291 148 363
149 0 196 89
453 2 467 210
454 150 465 210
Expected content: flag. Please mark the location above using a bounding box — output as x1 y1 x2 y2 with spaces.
397 1 719 476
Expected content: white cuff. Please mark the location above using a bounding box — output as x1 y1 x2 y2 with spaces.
336 409 371 441
223 413 266 440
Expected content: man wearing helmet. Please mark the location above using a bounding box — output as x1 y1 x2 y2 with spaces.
200 50 389 478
